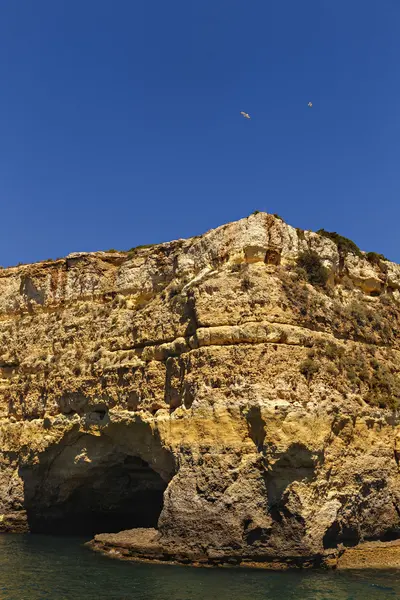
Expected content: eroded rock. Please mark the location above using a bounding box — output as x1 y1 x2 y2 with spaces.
1 213 400 567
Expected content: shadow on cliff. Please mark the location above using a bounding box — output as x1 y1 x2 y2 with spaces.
265 442 320 510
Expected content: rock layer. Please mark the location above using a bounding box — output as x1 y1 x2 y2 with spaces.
1 213 400 567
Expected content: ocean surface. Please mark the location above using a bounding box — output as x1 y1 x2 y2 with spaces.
1 535 400 600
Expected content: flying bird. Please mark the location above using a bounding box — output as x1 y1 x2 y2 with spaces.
241 111 251 119
308 102 313 108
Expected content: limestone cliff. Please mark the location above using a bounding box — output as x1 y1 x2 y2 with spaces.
1 212 400 568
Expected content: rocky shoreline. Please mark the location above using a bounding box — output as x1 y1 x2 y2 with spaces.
86 528 400 571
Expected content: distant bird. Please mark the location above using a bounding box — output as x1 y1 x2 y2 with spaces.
240 111 251 119
308 102 313 108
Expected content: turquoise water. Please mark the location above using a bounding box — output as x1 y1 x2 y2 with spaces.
0 535 400 600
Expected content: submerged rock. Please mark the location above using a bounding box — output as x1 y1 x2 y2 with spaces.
1 213 400 567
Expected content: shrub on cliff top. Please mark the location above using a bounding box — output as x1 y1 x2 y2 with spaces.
296 250 329 287
317 229 362 258
366 251 389 265
127 243 157 252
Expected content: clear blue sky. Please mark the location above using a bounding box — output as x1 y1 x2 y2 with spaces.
0 1 399 266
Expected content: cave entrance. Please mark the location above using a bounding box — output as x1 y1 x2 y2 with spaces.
21 435 170 536
31 455 167 536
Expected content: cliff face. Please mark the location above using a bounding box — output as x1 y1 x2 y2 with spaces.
2 212 400 567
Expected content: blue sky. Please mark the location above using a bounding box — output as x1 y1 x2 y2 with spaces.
0 0 399 266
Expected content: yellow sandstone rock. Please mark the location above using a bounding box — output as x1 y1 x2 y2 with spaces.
1 212 400 567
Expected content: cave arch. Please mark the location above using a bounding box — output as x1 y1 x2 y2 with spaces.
19 427 174 536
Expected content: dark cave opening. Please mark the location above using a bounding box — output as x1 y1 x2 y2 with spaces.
323 521 360 549
22 455 168 536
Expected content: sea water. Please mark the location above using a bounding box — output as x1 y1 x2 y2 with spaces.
0 534 399 600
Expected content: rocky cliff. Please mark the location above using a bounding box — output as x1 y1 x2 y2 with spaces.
2 212 400 568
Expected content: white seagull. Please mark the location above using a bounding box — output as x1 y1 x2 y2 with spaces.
240 111 251 119
308 102 313 108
